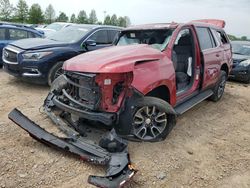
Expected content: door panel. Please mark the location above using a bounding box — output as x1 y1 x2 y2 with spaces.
195 27 223 90
202 48 223 89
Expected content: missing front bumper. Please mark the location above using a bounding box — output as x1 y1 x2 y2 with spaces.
8 108 137 188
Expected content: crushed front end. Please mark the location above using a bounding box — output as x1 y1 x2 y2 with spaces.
45 71 133 126
8 70 137 187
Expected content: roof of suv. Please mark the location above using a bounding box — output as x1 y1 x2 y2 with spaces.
124 19 225 31
0 22 43 35
123 23 179 31
74 24 123 30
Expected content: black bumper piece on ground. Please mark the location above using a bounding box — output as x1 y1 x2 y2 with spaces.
8 108 137 188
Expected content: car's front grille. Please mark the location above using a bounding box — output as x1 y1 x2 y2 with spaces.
3 48 18 64
65 71 101 110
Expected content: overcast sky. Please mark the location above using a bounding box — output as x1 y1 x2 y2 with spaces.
11 0 250 37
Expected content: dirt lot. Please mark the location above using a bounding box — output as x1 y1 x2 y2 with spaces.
0 69 250 188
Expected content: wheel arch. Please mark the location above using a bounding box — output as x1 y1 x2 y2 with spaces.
145 85 171 104
221 63 229 76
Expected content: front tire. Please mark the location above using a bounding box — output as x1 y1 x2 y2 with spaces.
48 62 64 86
118 97 176 142
210 70 227 102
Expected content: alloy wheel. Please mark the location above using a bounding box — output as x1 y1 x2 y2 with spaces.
133 106 167 141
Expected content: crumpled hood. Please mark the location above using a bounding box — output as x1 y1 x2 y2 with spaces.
63 44 163 73
10 38 67 50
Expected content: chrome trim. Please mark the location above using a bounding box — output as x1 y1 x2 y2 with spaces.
2 47 20 64
4 46 21 54
3 58 18 65
22 69 42 77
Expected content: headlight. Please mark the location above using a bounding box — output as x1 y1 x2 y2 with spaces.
239 59 250 67
22 51 52 61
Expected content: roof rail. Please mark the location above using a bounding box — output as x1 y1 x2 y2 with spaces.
191 19 226 28
0 22 36 30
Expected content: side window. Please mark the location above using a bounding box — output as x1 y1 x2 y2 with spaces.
217 31 229 44
196 27 214 50
89 30 109 45
28 32 35 38
211 29 221 46
9 29 28 40
0 28 6 40
108 30 119 43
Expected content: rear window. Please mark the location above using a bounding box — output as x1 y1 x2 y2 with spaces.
0 28 6 40
196 27 216 50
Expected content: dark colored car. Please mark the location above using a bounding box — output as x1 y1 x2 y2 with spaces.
0 23 43 67
229 41 250 83
3 24 122 85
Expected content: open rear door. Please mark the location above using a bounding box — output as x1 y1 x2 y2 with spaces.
192 19 226 28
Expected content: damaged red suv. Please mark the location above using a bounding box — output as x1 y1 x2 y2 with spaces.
45 19 232 142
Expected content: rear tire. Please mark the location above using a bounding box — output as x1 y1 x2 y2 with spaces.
210 70 227 102
118 96 176 142
48 62 64 86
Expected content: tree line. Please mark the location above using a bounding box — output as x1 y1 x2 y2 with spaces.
228 34 249 41
0 0 131 27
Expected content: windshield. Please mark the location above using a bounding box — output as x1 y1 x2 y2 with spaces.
116 29 173 51
232 43 250 56
47 26 90 43
46 23 65 31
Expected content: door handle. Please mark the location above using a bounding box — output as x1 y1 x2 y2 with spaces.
216 54 220 57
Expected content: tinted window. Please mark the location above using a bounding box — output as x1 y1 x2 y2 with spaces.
217 31 229 44
28 32 35 38
108 30 119 43
208 29 217 48
9 29 28 40
196 27 214 50
0 28 6 40
89 30 109 44
211 29 220 46
27 32 41 38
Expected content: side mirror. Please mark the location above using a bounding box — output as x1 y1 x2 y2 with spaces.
85 39 97 47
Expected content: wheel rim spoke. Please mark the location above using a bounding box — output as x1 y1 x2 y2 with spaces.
152 125 163 135
55 69 63 79
134 111 144 125
150 127 156 138
133 105 168 140
145 106 150 116
135 125 147 138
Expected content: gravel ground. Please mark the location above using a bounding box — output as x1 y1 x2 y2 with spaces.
0 69 250 188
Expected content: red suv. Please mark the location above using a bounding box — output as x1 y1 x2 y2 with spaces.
46 19 232 142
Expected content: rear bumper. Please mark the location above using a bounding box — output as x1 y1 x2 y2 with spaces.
8 108 137 188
